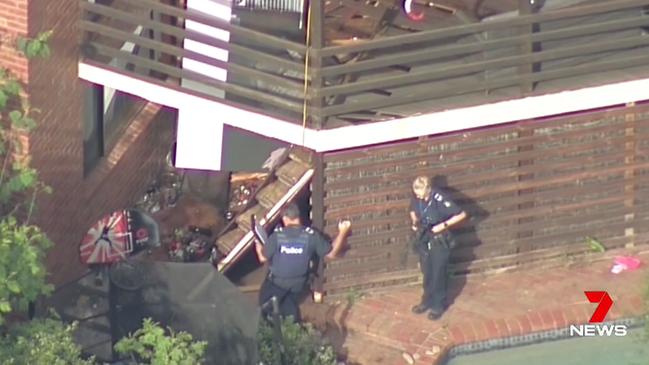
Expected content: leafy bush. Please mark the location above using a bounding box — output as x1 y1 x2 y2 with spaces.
0 32 54 325
0 217 53 324
0 318 94 365
257 317 337 365
114 318 207 365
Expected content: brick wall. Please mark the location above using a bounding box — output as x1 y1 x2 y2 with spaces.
0 0 175 286
0 0 28 82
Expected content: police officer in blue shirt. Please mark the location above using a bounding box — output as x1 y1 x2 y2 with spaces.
409 176 467 320
255 203 351 322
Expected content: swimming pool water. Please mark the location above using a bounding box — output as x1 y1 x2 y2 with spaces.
446 329 648 365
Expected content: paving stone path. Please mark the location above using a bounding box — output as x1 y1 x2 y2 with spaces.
303 247 649 365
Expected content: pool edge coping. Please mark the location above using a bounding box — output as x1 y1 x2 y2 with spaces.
439 317 646 364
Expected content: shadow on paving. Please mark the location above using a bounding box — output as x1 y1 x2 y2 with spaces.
41 262 261 364
38 272 114 361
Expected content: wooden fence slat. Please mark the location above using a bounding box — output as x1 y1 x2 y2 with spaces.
319 16 649 77
324 123 638 176
88 42 304 113
322 105 649 292
323 105 649 163
316 35 649 98
323 150 631 207
94 0 308 53
317 0 649 56
321 52 649 116
80 21 306 94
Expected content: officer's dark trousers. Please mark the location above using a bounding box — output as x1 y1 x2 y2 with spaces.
419 242 450 313
259 277 302 322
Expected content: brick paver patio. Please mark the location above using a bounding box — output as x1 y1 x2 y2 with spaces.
303 247 649 365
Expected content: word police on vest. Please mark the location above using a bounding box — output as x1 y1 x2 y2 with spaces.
280 245 304 254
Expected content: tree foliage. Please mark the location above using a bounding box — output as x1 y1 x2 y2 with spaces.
114 318 207 365
257 317 337 365
0 217 52 323
0 31 54 325
0 317 94 365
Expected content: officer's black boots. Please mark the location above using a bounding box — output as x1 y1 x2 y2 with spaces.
427 310 443 321
412 303 444 320
411 303 429 314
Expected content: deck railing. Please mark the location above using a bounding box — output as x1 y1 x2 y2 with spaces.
80 0 308 121
80 0 649 128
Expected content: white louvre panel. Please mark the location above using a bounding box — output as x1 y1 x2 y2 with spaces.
176 0 232 170
181 0 232 99
233 0 304 13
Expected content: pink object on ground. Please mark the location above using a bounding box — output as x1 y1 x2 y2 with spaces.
610 256 642 274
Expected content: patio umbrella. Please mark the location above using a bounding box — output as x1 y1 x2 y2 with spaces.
79 209 160 265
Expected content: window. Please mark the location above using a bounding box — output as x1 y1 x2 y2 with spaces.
83 83 146 175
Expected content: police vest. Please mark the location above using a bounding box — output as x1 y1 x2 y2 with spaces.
270 229 312 279
417 190 451 226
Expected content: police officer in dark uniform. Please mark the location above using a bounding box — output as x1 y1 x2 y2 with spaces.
409 176 467 320
255 203 351 322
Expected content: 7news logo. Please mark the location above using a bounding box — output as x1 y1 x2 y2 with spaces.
569 291 627 337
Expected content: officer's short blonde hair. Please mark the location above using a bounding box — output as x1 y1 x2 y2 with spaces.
412 176 431 197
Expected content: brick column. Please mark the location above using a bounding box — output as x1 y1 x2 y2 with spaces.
0 0 30 162
0 0 29 82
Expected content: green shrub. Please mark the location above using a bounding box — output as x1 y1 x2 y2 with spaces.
257 317 337 365
0 31 54 325
114 318 207 365
0 318 94 365
0 217 53 324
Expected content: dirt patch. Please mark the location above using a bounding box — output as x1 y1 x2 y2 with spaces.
301 299 405 365
153 195 226 241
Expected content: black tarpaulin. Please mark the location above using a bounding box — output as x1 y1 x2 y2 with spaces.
110 261 260 365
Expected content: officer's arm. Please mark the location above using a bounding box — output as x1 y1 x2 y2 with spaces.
409 211 418 231
255 241 268 263
325 220 352 260
448 210 468 228
433 210 468 233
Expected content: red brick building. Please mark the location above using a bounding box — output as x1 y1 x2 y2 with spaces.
0 0 173 285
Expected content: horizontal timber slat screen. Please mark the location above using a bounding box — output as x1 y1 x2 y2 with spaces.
321 103 649 295
80 0 649 127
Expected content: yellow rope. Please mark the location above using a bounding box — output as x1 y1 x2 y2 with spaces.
301 2 312 146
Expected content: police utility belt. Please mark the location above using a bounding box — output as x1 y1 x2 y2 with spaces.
415 228 453 252
424 233 449 250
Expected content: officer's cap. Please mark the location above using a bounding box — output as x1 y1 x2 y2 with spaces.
282 203 301 219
